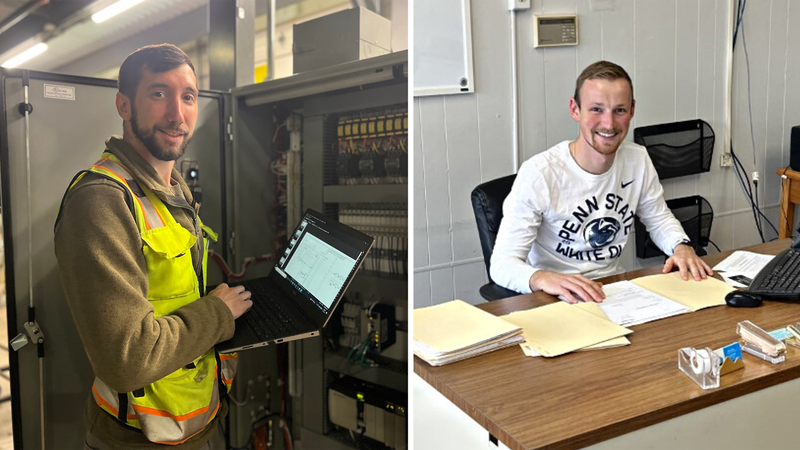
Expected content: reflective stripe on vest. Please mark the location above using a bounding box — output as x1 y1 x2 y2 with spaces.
63 153 237 444
90 158 166 231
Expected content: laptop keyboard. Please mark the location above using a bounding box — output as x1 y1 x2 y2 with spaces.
240 280 302 340
749 248 800 298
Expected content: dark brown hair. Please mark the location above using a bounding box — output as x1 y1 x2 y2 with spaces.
573 61 633 107
118 44 195 100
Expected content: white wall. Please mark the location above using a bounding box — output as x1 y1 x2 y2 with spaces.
414 0 799 308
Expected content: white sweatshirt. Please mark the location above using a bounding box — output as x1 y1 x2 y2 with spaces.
490 140 690 294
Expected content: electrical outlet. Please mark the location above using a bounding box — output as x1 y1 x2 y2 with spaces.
720 153 733 168
508 0 531 11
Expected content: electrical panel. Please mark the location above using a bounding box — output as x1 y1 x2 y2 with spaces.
328 376 407 449
339 207 407 277
332 106 409 186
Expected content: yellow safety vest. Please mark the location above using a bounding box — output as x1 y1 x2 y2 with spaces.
59 153 237 445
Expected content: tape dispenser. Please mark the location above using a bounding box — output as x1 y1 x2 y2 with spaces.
678 347 721 389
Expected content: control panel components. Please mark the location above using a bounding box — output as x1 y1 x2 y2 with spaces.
534 15 579 48
180 160 201 204
363 303 396 352
338 208 407 276
358 151 386 178
384 144 408 179
328 376 406 449
286 114 302 151
334 108 408 185
339 301 363 348
337 151 362 181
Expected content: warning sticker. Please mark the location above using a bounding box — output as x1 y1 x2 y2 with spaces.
43 84 75 100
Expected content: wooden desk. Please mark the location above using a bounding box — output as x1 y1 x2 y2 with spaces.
778 167 799 238
414 240 799 450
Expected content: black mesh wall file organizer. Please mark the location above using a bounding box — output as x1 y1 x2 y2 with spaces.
634 195 713 259
634 119 714 180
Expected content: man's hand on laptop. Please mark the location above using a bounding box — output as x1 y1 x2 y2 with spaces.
211 283 253 319
529 270 605 304
663 244 714 281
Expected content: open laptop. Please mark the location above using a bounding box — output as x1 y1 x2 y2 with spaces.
218 209 374 352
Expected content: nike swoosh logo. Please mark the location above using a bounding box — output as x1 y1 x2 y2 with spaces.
621 180 634 188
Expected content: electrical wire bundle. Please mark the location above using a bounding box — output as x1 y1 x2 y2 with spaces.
730 0 779 243
269 119 290 253
208 251 275 281
347 338 374 368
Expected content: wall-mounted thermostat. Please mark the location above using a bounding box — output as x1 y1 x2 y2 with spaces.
534 15 579 48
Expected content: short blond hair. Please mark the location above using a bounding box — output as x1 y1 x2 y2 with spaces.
573 61 633 107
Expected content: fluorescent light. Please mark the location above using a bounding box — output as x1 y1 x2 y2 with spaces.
92 0 145 23
1 43 48 68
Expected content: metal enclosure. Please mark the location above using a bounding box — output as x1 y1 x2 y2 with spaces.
231 51 408 449
0 69 227 449
293 7 392 74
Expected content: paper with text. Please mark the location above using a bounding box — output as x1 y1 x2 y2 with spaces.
599 281 690 327
712 251 775 288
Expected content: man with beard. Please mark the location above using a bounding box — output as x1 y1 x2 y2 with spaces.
55 44 252 448
491 61 712 304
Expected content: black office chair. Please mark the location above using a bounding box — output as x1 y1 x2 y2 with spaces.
634 195 713 258
470 174 520 301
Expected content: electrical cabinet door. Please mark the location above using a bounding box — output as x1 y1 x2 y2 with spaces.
0 69 228 449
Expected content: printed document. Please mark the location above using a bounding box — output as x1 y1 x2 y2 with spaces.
712 251 775 288
599 280 690 327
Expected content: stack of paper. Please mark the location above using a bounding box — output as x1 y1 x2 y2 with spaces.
572 303 631 350
502 302 633 357
414 300 524 366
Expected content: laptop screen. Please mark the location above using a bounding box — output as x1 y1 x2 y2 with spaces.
274 211 369 315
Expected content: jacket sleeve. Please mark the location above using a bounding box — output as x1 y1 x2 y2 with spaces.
489 166 547 294
54 178 236 393
635 156 690 255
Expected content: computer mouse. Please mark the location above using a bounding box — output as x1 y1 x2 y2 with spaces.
725 291 764 308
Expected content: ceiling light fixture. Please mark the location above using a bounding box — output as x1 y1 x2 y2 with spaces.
1 43 48 68
92 0 145 23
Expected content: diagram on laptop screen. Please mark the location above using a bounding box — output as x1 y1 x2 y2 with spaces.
284 232 357 308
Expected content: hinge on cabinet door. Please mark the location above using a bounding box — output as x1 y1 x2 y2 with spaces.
226 116 233 142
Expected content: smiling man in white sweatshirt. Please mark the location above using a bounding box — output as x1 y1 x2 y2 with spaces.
490 61 713 304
